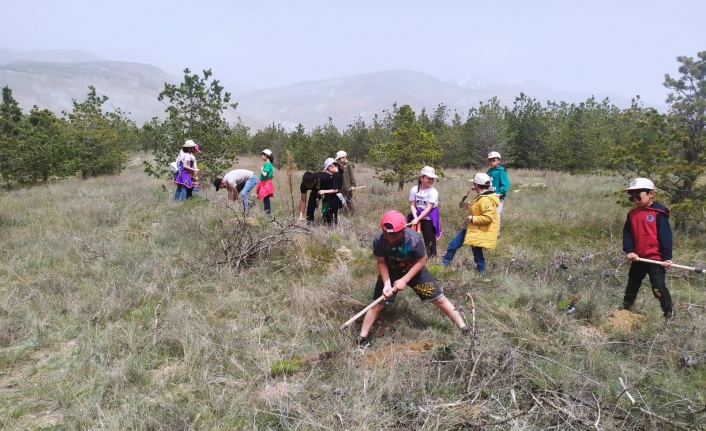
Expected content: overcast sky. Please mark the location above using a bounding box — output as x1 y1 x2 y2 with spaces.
4 0 704 108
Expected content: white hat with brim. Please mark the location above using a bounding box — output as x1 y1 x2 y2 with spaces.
470 172 492 186
487 151 501 159
625 178 655 191
262 149 272 156
420 166 438 178
323 157 336 171
183 139 196 148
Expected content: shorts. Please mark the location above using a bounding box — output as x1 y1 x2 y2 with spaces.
373 267 444 306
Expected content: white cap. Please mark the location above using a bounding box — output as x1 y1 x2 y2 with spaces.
420 166 438 178
183 139 196 148
323 157 336 171
262 149 272 156
487 151 501 159
625 178 655 191
336 150 347 160
471 172 492 186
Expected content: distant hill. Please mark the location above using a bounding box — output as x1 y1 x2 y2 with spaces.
233 70 623 131
0 60 178 124
0 48 105 64
0 50 639 132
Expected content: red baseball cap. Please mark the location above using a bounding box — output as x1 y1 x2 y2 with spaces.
380 210 406 233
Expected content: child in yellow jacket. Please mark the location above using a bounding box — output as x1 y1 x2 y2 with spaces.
441 173 499 272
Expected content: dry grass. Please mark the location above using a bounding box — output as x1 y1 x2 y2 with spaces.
0 157 705 430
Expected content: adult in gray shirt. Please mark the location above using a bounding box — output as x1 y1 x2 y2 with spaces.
214 169 258 209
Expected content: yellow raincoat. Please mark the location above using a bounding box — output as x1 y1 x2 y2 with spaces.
463 191 499 249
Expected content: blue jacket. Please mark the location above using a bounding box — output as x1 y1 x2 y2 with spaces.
487 165 510 199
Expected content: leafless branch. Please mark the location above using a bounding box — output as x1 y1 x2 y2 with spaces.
74 236 105 259
152 299 163 346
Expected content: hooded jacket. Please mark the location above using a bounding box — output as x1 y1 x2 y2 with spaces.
463 191 500 249
487 165 510 199
623 202 672 261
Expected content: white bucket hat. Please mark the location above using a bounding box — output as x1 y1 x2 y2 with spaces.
336 150 347 160
625 178 655 191
420 166 438 178
262 149 272 156
323 157 336 171
183 139 196 148
487 151 501 159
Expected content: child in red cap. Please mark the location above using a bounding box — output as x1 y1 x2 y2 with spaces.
356 210 468 346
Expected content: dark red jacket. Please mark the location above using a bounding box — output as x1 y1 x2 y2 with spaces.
622 202 672 261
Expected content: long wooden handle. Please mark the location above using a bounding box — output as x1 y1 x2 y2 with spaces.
340 295 386 330
636 257 706 274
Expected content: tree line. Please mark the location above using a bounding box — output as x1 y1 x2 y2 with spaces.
1 52 704 228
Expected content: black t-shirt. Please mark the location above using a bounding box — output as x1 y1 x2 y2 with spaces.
300 172 330 194
332 171 343 191
318 172 334 191
372 228 425 273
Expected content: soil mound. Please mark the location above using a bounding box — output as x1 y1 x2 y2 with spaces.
607 309 646 332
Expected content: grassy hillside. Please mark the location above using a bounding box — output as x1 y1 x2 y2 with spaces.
1 157 705 430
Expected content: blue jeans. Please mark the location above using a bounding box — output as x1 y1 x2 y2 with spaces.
241 174 258 209
441 227 485 272
442 228 466 265
472 246 486 273
174 183 187 201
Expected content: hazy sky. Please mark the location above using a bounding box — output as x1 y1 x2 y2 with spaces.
4 0 704 107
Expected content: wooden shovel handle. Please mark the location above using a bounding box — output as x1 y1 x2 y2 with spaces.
340 295 386 330
636 257 705 273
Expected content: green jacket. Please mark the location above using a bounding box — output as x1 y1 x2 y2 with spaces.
341 163 356 191
487 165 510 199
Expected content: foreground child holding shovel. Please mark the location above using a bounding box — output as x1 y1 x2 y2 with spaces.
621 178 674 319
356 210 468 347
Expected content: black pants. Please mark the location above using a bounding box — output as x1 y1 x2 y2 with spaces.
323 195 340 225
623 261 673 313
406 214 437 257
306 191 319 222
419 219 437 257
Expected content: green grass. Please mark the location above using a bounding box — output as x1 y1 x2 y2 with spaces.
0 158 705 429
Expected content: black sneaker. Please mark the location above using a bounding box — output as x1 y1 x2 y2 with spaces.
619 302 634 311
356 336 370 347
663 309 674 320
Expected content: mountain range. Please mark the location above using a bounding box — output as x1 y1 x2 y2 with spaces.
0 49 639 132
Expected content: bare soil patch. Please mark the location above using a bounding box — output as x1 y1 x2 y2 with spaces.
606 309 646 332
358 339 440 368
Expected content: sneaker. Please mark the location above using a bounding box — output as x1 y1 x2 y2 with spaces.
663 309 674 320
461 326 471 336
356 336 370 347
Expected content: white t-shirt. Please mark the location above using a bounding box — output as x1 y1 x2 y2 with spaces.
409 185 439 219
178 152 196 171
223 169 255 187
